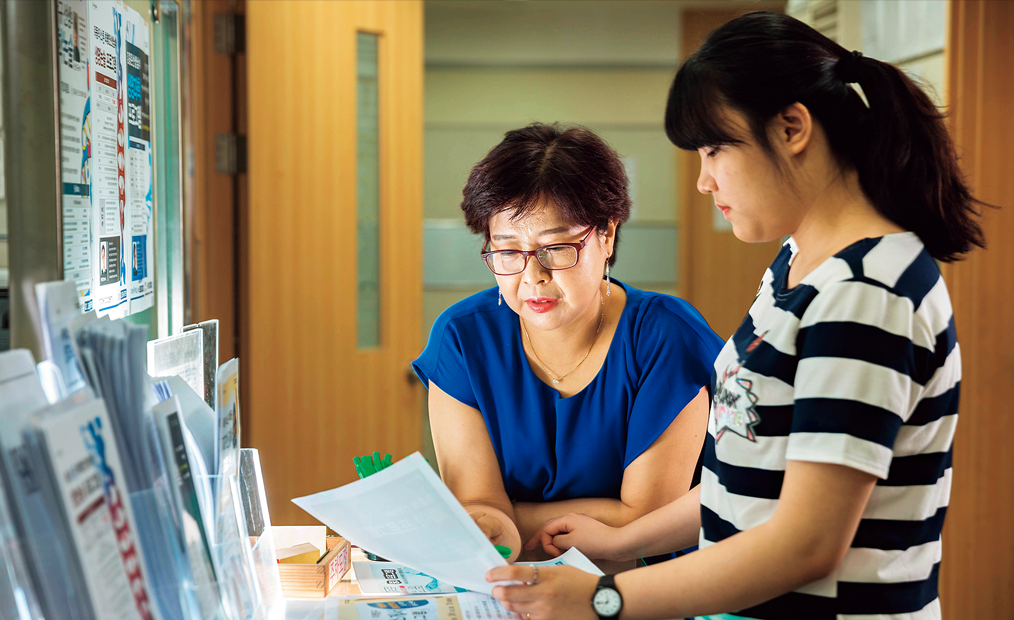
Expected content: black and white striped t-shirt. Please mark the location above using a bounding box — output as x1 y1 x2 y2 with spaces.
701 232 958 620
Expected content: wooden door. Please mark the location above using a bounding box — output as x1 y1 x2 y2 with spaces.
939 1 1014 616
245 0 424 525
677 10 784 340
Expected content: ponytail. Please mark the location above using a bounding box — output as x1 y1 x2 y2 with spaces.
665 11 987 262
850 56 985 261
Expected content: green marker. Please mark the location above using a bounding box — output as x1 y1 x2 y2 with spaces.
494 545 511 559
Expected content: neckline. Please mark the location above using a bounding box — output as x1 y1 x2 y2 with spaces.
516 279 631 401
779 231 917 294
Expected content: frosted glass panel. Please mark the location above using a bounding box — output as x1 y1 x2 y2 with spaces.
357 33 380 348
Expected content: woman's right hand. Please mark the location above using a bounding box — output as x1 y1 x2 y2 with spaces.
524 512 628 561
471 510 510 547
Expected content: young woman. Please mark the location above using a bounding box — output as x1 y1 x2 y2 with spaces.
486 12 985 620
413 123 722 571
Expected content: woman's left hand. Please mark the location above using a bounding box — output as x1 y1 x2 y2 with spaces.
486 564 600 620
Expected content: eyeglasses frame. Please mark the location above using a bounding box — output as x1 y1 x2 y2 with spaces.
480 226 598 276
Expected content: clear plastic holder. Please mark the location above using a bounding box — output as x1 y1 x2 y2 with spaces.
239 449 284 619
128 486 214 620
133 413 216 620
0 472 44 620
196 472 273 620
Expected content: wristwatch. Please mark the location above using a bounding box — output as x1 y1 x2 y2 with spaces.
591 575 623 619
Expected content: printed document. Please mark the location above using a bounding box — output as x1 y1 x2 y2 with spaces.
292 453 601 595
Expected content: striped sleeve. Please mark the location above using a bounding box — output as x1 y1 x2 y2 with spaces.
786 279 922 479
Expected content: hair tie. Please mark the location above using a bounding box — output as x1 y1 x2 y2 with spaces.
838 50 864 84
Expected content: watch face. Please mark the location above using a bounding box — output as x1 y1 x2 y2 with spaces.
593 588 622 617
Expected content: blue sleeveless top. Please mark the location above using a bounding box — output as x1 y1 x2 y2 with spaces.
412 281 723 505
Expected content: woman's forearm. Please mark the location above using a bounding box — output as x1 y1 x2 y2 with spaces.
617 485 702 560
615 518 828 620
514 497 637 543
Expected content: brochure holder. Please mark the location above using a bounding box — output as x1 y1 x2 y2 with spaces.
0 474 43 620
239 448 284 618
197 472 269 620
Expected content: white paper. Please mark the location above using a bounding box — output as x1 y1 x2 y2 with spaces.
352 562 468 595
35 397 156 620
331 593 514 620
353 547 601 596
35 280 89 394
123 6 154 313
292 453 508 594
147 330 205 401
520 547 604 577
272 525 327 555
89 0 128 318
57 0 95 311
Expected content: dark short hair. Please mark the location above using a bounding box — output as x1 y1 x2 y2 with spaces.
461 122 631 266
665 11 985 262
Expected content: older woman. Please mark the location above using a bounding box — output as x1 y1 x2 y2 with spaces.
412 123 722 569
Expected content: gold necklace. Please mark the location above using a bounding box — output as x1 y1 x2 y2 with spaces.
522 295 605 385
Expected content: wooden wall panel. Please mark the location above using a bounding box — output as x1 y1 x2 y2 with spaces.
189 0 238 363
678 10 784 339
246 0 424 525
940 1 1014 617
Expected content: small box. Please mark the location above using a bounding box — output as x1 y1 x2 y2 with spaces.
276 535 350 598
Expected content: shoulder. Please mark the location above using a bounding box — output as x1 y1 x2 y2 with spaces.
803 233 945 316
621 283 723 351
430 287 505 332
424 287 516 354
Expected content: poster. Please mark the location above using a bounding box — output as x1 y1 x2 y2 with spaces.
88 0 128 318
57 0 93 311
124 7 154 312
59 0 157 319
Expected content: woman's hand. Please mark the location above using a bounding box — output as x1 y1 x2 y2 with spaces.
525 513 629 561
487 565 599 620
471 511 512 548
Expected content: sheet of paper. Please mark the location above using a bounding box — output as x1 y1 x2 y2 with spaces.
331 594 516 620
352 562 468 595
353 547 601 596
147 330 205 401
34 397 155 620
521 547 604 576
123 5 154 313
88 0 129 318
57 0 94 312
292 453 508 594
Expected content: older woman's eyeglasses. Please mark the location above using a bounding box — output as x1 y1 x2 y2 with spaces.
481 226 596 276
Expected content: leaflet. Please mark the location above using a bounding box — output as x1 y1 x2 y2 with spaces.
32 397 156 620
123 6 153 312
57 0 94 311
88 0 128 318
353 547 601 596
331 593 516 620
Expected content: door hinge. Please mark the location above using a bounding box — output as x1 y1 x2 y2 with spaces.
215 134 247 175
214 13 245 55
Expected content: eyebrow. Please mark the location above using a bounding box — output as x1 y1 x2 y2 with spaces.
490 226 571 241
